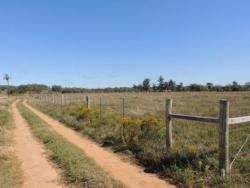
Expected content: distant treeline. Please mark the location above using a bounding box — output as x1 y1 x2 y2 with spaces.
0 84 134 94
1 77 250 94
133 76 250 92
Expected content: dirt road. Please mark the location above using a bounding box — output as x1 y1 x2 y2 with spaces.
12 101 63 188
24 101 175 188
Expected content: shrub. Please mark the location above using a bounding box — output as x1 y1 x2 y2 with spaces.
121 117 142 148
140 115 162 138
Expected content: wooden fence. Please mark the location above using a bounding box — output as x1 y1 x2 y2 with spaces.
165 99 250 178
31 93 88 106
29 94 250 178
29 93 126 117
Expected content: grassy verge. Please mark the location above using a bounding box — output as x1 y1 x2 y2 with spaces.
18 102 124 188
0 99 22 188
29 92 250 187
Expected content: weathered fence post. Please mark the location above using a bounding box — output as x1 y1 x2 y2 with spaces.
219 100 230 178
99 96 102 119
86 96 90 109
166 99 173 149
52 94 55 104
61 94 64 105
122 98 125 118
57 94 59 105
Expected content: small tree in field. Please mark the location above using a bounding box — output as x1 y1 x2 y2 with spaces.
168 80 176 91
157 76 166 92
142 78 151 92
3 74 11 96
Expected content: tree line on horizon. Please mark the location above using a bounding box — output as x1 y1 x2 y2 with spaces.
133 76 250 92
1 76 250 94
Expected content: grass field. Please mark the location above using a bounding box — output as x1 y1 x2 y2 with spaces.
0 98 22 188
18 101 124 188
31 92 250 187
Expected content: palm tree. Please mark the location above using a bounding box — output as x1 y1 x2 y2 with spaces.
3 74 11 96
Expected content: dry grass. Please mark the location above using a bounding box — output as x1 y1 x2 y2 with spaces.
59 92 250 116
32 92 250 187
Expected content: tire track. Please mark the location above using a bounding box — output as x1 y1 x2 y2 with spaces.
12 101 63 188
24 101 175 188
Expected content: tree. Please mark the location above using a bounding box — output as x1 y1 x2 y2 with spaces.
189 84 208 91
3 74 11 96
232 81 241 91
52 85 62 92
142 78 151 91
157 76 166 92
206 83 214 91
168 80 177 91
133 84 143 91
244 82 250 91
177 82 184 91
214 85 223 92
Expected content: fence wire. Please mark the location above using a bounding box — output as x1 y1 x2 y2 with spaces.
30 93 250 184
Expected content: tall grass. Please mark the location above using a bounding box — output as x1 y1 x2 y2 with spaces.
31 92 250 187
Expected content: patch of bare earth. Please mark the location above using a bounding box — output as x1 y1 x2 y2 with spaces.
12 101 63 188
24 101 175 188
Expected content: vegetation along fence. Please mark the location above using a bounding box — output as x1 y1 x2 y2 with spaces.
29 93 250 179
30 93 128 117
166 99 250 178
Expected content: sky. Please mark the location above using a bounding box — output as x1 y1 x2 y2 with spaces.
0 0 250 88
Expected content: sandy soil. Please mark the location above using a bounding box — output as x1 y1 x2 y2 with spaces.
12 101 63 188
24 101 175 188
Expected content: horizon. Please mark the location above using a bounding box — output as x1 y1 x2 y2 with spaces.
0 79 249 89
1 0 250 87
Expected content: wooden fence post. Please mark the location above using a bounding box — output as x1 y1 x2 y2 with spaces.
219 100 230 178
57 94 59 105
122 98 125 118
86 96 90 109
61 94 64 105
99 96 102 118
166 99 173 149
52 93 55 104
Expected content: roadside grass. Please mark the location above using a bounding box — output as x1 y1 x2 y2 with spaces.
0 98 22 188
18 102 124 188
30 92 250 187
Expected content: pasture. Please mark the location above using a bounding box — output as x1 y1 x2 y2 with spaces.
30 91 250 187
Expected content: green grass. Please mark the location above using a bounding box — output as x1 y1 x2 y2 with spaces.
0 99 22 188
30 92 250 187
18 102 124 188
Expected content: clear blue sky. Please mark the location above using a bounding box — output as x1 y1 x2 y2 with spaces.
0 0 250 88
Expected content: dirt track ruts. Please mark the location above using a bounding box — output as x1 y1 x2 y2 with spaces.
24 100 175 188
12 101 63 188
